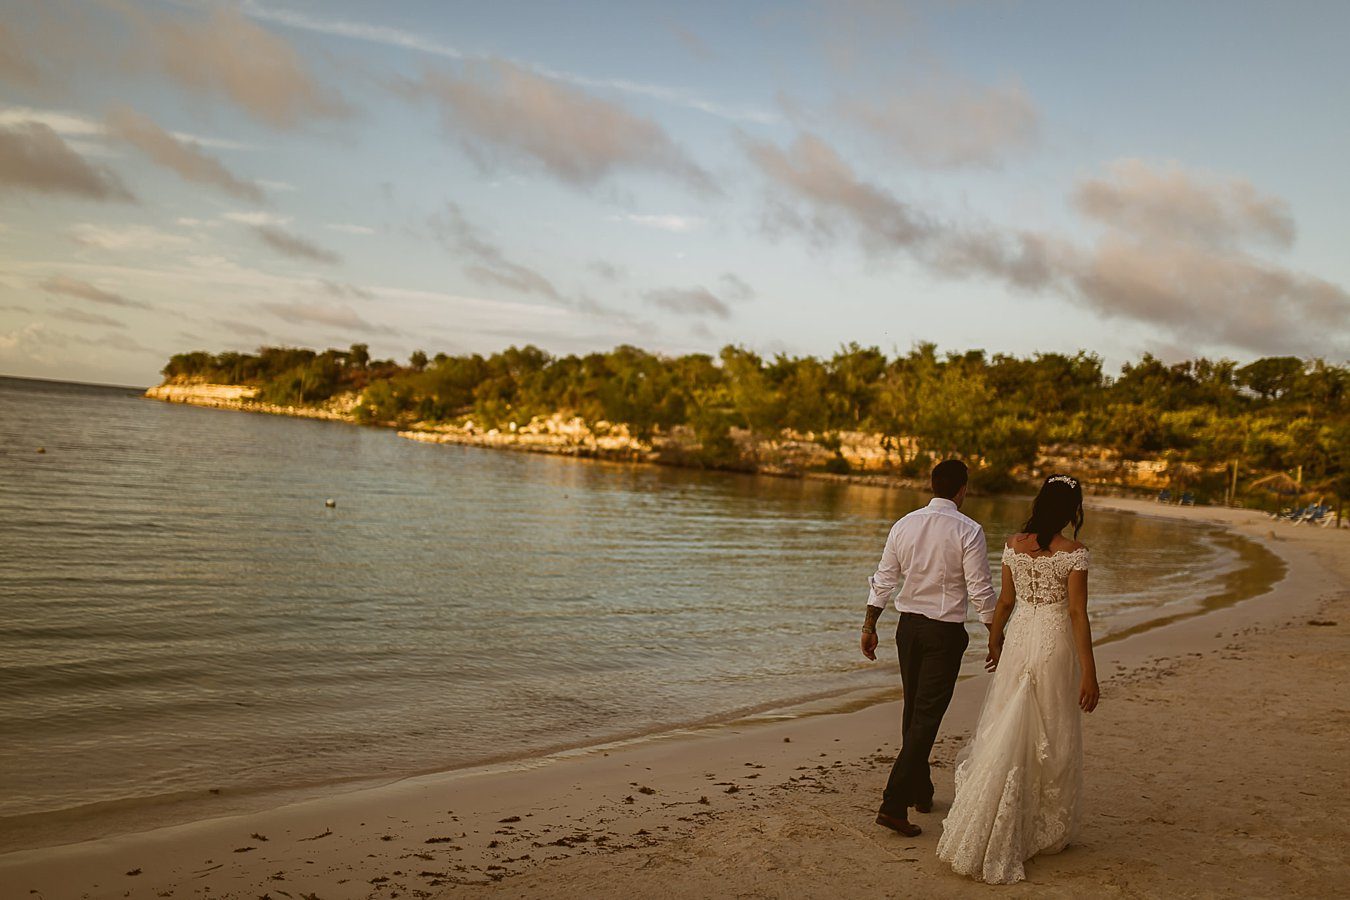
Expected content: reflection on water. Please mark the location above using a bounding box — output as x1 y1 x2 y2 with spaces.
0 376 1271 848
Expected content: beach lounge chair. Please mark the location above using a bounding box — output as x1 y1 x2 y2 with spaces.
1156 489 1171 504
1180 492 1195 506
1293 505 1328 526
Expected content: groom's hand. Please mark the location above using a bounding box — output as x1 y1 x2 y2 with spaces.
860 631 878 661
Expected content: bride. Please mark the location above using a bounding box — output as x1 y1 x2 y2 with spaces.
936 474 1100 884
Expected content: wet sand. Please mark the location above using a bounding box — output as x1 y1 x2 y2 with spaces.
2 498 1345 899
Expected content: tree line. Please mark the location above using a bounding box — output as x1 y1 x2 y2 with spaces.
160 343 1348 504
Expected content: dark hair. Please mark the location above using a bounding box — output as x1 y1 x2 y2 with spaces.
1021 474 1085 551
931 459 969 499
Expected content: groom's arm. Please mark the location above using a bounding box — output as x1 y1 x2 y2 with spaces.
861 524 902 660
963 526 998 628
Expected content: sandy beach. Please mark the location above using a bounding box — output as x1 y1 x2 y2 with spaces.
3 498 1346 900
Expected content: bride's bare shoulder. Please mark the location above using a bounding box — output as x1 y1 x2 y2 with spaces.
1053 535 1088 552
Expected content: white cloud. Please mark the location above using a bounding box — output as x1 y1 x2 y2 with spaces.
0 105 254 150
242 2 777 124
326 222 375 235
617 213 706 233
0 106 101 135
69 223 191 251
223 210 291 226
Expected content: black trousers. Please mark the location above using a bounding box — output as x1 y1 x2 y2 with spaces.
880 612 969 816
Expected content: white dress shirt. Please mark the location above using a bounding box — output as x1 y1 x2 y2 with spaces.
866 498 998 624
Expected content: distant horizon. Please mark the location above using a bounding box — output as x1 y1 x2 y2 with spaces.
0 372 149 392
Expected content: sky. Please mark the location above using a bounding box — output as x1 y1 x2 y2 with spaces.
1 0 1348 387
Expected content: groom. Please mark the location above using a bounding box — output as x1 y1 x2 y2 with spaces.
860 459 997 837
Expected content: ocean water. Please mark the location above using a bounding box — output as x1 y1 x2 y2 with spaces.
0 376 1262 849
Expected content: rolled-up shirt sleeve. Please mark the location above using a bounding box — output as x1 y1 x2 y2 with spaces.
867 524 902 609
963 526 998 624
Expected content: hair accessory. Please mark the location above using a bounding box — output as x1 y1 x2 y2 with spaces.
1047 474 1079 488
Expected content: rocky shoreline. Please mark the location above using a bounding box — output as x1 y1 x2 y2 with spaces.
144 380 1167 495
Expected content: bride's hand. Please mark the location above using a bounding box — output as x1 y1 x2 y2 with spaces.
984 637 1002 672
1079 677 1100 713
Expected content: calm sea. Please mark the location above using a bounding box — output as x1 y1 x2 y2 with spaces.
0 376 1260 849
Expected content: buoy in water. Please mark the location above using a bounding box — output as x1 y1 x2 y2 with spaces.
36 447 45 454
325 498 337 508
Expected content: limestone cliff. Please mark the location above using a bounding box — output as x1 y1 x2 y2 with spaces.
144 381 359 422
143 382 1170 493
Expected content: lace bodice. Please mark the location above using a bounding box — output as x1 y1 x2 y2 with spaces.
1000 547 1090 607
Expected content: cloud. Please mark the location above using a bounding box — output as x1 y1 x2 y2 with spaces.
105 105 264 202
588 260 626 282
129 5 349 129
1066 230 1347 357
317 279 375 301
743 133 1347 355
843 76 1039 168
619 213 706 233
1056 160 1343 355
0 105 254 151
243 3 774 124
49 306 126 328
259 299 395 334
719 272 755 301
645 286 732 319
430 202 561 301
40 275 149 308
0 322 68 365
0 122 134 201
224 210 290 227
407 60 716 192
741 131 930 251
0 106 101 137
252 225 341 265
69 223 188 251
1072 159 1295 250
326 222 375 235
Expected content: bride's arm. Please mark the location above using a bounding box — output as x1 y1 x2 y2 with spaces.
986 563 1016 671
1067 569 1100 712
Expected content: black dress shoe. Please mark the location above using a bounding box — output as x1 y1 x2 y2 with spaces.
875 811 922 836
914 799 933 814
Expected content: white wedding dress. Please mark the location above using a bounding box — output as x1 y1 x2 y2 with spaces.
936 546 1090 884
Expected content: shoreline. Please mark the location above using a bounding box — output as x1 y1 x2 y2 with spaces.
143 382 1176 501
3 499 1344 898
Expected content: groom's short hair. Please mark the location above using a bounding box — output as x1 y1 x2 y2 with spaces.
931 459 968 499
